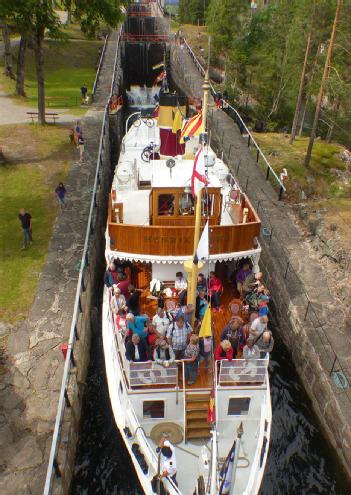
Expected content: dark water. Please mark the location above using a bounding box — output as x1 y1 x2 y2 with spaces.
71 321 351 495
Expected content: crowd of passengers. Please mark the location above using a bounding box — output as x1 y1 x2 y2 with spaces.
105 259 274 386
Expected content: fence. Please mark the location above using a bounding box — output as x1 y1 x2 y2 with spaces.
91 34 109 102
43 28 122 495
218 359 269 386
256 197 351 401
181 38 286 200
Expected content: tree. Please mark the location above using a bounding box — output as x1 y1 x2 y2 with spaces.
304 0 343 167
179 0 208 25
0 13 15 78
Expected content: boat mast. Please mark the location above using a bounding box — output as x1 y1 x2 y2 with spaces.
185 38 211 325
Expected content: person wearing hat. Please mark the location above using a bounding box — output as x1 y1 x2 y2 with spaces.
153 337 175 366
156 437 177 486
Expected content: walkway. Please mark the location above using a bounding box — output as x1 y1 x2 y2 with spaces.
0 32 118 495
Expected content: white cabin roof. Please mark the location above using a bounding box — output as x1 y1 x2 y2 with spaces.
150 159 222 188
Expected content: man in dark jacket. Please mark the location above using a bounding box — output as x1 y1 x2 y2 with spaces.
221 318 246 357
18 208 32 249
125 334 148 362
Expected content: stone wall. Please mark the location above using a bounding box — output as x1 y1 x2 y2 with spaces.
170 43 351 477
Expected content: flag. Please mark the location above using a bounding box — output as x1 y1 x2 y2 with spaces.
191 147 209 197
207 388 215 423
180 112 203 143
196 221 209 261
219 443 236 495
152 61 164 70
199 304 211 338
171 109 183 134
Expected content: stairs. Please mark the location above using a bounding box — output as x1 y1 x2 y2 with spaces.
185 391 211 441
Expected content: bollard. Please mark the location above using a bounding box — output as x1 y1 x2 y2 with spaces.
60 343 68 360
256 149 260 163
266 166 270 180
248 135 251 147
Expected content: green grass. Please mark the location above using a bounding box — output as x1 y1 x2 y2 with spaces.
252 133 347 199
0 28 102 109
0 124 75 323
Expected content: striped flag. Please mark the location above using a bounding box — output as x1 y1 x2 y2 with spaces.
219 443 236 495
191 147 209 197
180 112 203 143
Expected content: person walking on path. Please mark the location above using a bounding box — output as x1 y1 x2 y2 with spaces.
80 84 88 104
78 134 85 163
18 208 32 250
55 182 66 210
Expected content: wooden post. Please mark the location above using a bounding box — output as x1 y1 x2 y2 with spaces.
304 0 343 168
289 31 312 144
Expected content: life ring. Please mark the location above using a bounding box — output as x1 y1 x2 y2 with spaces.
229 360 257 382
137 364 168 385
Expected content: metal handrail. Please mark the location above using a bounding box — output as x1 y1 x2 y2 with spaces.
92 34 109 101
43 28 122 495
181 37 286 198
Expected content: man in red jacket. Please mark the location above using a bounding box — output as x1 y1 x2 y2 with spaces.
208 271 223 311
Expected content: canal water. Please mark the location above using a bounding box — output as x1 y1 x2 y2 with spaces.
70 315 351 495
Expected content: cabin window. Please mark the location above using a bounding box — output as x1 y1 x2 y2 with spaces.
143 400 165 419
228 397 251 416
158 194 175 216
178 193 194 215
202 193 215 216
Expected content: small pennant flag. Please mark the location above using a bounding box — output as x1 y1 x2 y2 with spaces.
171 109 183 134
191 146 209 197
196 221 209 262
207 388 215 423
180 112 203 143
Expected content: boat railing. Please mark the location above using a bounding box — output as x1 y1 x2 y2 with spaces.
91 33 109 102
128 361 179 387
218 358 269 387
180 37 286 200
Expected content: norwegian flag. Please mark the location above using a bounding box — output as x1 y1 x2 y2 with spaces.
191 146 209 197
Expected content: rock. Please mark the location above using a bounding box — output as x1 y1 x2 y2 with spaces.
0 424 13 446
7 436 43 471
0 321 13 336
329 223 338 231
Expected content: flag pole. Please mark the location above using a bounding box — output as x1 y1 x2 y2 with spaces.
185 37 211 326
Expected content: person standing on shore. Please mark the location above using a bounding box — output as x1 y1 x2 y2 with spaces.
55 182 67 210
18 208 32 250
78 134 85 163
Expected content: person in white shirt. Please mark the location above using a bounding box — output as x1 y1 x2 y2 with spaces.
111 286 126 314
249 315 268 338
157 438 177 486
175 271 187 305
152 307 171 336
243 336 260 360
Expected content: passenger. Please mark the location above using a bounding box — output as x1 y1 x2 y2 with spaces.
256 330 274 357
126 285 142 315
104 261 118 288
152 307 171 337
117 273 130 298
111 286 126 314
115 308 128 336
183 335 200 385
126 313 149 340
215 339 233 361
250 315 269 338
175 271 187 306
125 334 148 362
208 271 223 311
197 273 207 293
176 304 194 325
153 337 175 366
220 318 246 357
195 290 209 322
166 315 192 360
242 336 260 360
199 335 212 369
235 261 253 295
147 320 158 353
157 438 178 486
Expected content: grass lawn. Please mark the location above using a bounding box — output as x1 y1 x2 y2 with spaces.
0 26 102 109
0 124 75 323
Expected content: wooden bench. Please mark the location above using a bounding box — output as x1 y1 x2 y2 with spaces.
27 112 59 124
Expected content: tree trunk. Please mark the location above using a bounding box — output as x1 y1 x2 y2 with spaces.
326 97 340 143
298 99 307 136
289 31 312 144
298 43 321 136
33 34 46 124
1 20 15 78
16 35 27 97
304 0 343 168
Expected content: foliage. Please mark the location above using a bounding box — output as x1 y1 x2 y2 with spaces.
178 0 208 25
206 0 351 146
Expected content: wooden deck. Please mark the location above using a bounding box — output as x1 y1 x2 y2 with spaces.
136 262 241 391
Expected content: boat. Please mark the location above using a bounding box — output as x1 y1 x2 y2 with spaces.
102 6 271 495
